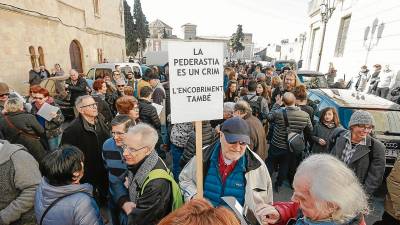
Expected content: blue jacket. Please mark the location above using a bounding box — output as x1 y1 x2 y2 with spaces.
34 178 103 225
102 138 128 205
203 142 246 207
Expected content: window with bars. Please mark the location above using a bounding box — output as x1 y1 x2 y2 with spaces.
334 15 351 57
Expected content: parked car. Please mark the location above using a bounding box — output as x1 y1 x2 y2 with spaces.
308 88 400 167
86 62 143 83
298 70 328 89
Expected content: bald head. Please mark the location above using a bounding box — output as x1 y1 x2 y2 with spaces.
283 92 296 106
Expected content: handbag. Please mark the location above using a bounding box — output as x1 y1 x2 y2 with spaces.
282 109 305 154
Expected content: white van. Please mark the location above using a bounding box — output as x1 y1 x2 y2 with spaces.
86 62 143 81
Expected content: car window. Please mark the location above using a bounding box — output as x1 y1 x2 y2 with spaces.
95 68 112 79
301 76 328 88
365 110 400 134
87 68 95 80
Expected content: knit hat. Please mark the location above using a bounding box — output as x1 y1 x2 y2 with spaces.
0 82 9 95
348 110 375 127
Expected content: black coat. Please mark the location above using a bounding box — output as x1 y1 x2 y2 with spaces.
138 99 161 130
61 114 110 199
0 111 47 162
66 77 87 106
127 159 172 225
92 94 113 125
29 70 42 85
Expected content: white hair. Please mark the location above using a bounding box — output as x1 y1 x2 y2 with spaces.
4 97 23 113
75 95 93 109
223 102 236 114
295 154 369 223
127 123 158 151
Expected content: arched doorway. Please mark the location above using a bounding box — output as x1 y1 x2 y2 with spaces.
69 40 83 73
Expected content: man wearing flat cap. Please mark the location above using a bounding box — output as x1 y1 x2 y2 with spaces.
180 117 273 214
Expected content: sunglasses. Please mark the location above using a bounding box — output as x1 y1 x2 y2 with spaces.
117 85 125 87
0 93 10 97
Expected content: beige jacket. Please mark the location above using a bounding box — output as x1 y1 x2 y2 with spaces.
385 158 400 220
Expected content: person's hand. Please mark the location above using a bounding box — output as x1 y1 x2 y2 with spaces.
275 95 283 106
319 138 327 146
49 112 57 119
215 125 221 134
65 84 69 89
122 202 136 215
256 204 280 225
124 177 129 189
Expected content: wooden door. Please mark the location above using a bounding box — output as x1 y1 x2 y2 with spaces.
69 40 83 73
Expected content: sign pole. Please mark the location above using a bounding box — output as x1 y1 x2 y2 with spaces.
195 120 203 198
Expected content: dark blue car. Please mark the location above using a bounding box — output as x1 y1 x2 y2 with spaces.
308 88 400 167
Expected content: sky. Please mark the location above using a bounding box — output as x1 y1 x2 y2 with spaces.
127 0 310 48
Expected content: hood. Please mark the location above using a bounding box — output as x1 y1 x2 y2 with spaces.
37 178 93 207
0 140 27 164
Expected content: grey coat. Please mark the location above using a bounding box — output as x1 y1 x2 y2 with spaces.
35 179 103 225
311 122 337 153
0 140 41 225
267 105 313 150
330 132 386 193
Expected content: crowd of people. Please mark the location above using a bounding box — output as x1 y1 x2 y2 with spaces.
0 60 398 225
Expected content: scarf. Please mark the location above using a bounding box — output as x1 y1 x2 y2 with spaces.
127 150 159 202
323 121 336 129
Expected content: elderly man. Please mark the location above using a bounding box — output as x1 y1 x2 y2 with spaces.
256 154 369 225
330 110 385 194
266 92 313 192
123 123 182 225
61 95 110 207
65 69 88 107
234 100 268 161
180 117 273 215
102 115 134 225
0 140 41 225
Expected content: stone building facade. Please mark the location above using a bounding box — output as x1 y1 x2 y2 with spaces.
0 0 126 93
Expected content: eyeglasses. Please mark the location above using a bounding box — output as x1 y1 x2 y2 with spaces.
132 107 139 112
80 103 98 109
356 125 373 131
0 93 10 97
112 131 126 137
117 85 126 87
122 144 148 153
33 96 44 100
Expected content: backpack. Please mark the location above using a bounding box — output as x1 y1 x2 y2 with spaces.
243 95 263 119
282 109 305 155
140 169 184 211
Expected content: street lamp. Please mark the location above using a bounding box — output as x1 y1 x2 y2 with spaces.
299 32 306 60
316 0 335 72
136 38 141 63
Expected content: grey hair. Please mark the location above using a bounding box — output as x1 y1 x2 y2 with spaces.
295 154 369 223
70 69 78 75
223 102 235 114
234 100 252 114
75 95 93 109
4 98 23 113
127 123 158 151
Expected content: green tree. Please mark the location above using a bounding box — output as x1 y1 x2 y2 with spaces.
123 0 135 56
133 0 150 53
230 24 245 53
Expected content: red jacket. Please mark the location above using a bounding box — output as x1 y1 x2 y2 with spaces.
273 202 366 225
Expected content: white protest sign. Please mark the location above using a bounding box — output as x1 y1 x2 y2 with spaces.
168 41 224 124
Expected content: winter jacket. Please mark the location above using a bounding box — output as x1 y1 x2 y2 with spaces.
311 122 337 153
127 158 172 225
0 140 41 225
170 122 194 148
92 92 113 125
61 114 110 201
102 138 128 207
65 77 87 106
0 111 47 162
241 92 269 119
267 105 313 150
28 70 42 86
34 178 103 225
272 201 365 225
138 99 161 130
151 82 166 105
179 140 273 215
385 158 400 220
330 132 386 193
244 113 268 161
31 98 64 138
377 70 394 88
180 121 216 168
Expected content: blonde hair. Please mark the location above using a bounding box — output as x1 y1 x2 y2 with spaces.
4 98 23 113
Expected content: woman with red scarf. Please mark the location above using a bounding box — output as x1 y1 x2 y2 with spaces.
31 87 64 151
